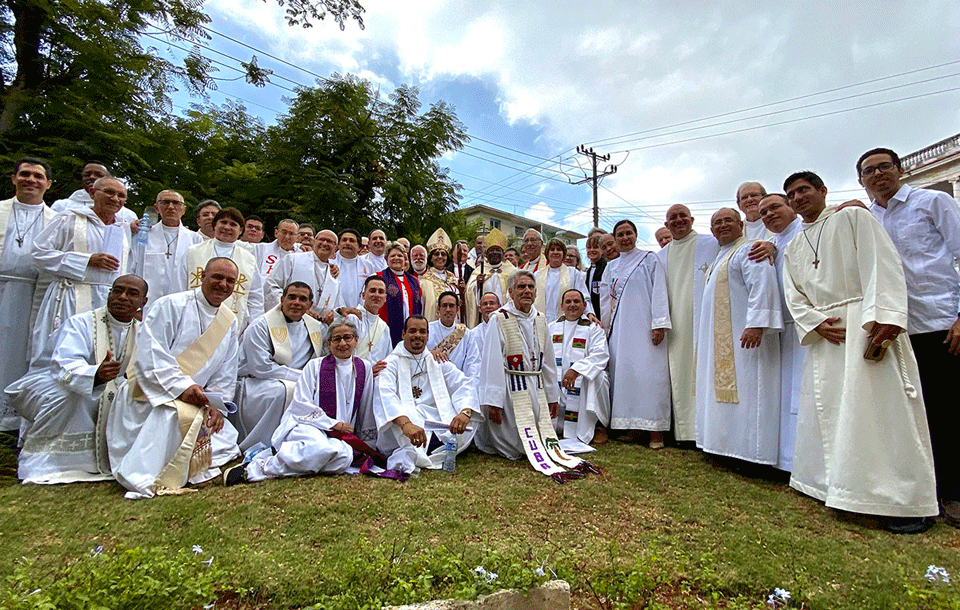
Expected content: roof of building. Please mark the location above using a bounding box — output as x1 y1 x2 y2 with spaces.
460 203 587 240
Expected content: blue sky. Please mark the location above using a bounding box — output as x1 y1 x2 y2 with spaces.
161 0 960 248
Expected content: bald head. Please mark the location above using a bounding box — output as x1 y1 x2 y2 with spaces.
665 204 694 240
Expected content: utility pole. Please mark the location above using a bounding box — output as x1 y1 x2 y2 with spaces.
572 145 617 227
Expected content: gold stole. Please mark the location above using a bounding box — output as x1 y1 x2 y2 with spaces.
263 304 325 406
432 323 466 360
534 264 570 318
704 237 752 404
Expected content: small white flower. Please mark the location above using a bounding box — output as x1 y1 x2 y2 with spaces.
474 566 487 577
926 565 951 583
192 545 203 555
203 603 215 610
485 572 498 583
535 567 546 577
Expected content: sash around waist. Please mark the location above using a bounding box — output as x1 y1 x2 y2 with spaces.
813 296 862 312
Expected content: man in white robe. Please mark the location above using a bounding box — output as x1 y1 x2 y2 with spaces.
32 177 132 364
782 171 936 532
254 219 301 277
8 275 145 483
0 158 58 431
464 228 516 328
51 162 138 224
655 205 719 443
332 228 375 309
536 237 588 323
374 315 480 474
428 291 480 384
233 282 325 451
348 275 392 366
107 258 243 499
130 190 202 314
549 289 609 444
224 316 378 484
265 229 343 320
185 207 263 331
759 193 804 472
736 181 771 240
695 208 783 465
361 229 388 272
520 229 548 272
468 292 501 350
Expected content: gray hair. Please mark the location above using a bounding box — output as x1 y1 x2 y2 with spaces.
327 315 359 339
277 218 300 229
508 269 536 290
523 228 544 243
711 207 742 223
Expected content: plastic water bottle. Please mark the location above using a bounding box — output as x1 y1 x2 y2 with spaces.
136 211 150 246
442 438 457 472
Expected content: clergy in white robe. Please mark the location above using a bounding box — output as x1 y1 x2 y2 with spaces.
548 289 610 444
361 229 388 272
51 163 137 224
736 181 771 241
374 316 480 474
185 208 263 331
32 178 132 364
464 228 516 328
233 282 326 451
8 275 145 483
332 229 376 308
348 275 393 364
476 271 560 461
759 194 805 472
535 238 588 323
656 205 720 442
107 259 243 499
427 292 481 385
229 317 378 484
468 292 502 353
520 228 547 272
601 221 672 441
695 208 783 465
130 190 202 314
0 160 59 431
265 229 343 318
254 219 301 277
782 172 936 521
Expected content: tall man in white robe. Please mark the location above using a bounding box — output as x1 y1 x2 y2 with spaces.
782 170 936 533
759 193 804 472
464 228 516 328
9 275 146 483
51 162 138 224
224 316 378 485
255 219 301 277
130 190 202 314
374 315 480 474
536 237 588 323
265 229 343 320
233 282 325 451
736 181 771 240
655 205 719 443
32 177 132 364
348 275 392 366
107 258 243 499
332 228 375 309
361 229 388 272
0 158 58 431
549 289 610 444
185 207 263 331
695 208 783 465
428 291 480 384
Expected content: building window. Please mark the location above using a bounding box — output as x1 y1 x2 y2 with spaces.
515 226 525 237
489 218 501 229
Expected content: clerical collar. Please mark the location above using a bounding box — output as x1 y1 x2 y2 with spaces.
392 269 404 277
213 238 235 249
106 310 135 328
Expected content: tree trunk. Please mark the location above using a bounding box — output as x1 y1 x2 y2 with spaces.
0 1 49 135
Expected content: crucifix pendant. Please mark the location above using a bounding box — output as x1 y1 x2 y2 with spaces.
16 238 23 247
165 251 173 259
412 386 422 398
813 259 819 269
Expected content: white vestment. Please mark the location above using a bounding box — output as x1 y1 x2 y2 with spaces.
475 302 559 459
601 248 672 431
185 239 263 330
8 308 134 483
106 288 242 499
745 218 770 241
233 311 323 450
332 253 375 309
349 309 392 362
362 251 387 272
265 251 343 314
770 217 804 471
32 207 131 364
427 319 481 382
374 343 480 473
0 198 57 430
52 190 138 224
783 206 936 517
548 316 610 443
656 232 719 441
695 237 783 464
245 355 376 481
130 223 202 314
254 241 299 277
536 264 587 323
463 261 516 328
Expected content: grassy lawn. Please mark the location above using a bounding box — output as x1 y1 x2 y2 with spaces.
1 436 958 609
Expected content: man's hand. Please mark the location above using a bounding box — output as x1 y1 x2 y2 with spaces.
487 405 503 425
178 384 208 407
814 317 846 344
332 421 354 434
945 317 960 356
94 350 120 386
866 322 902 348
204 405 224 434
130 219 141 235
561 369 579 391
431 348 450 363
740 327 763 349
340 307 362 319
651 328 665 346
88 253 120 271
474 273 486 285
320 310 335 325
747 241 776 265
372 360 388 377
329 263 340 279
587 312 601 325
400 421 427 447
548 401 558 418
449 412 471 435
306 309 321 320
837 199 868 211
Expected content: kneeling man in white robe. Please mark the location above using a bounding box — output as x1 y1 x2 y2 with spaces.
374 315 481 475
548 288 610 444
107 258 243 499
225 316 378 485
233 281 325 451
8 275 146 484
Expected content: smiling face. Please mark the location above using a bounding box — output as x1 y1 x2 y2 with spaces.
327 323 359 359
710 208 744 246
758 194 796 234
298 226 315 247
561 290 586 321
338 232 360 258
214 217 242 243
92 178 127 221
201 259 239 307
564 247 580 267
613 222 637 252
386 246 406 273
599 234 619 261
655 227 673 248
11 162 52 205
275 221 299 251
547 242 566 267
479 292 501 322
107 275 148 322
521 230 543 262
280 285 313 322
362 277 387 313
369 230 387 256
858 152 903 202
410 246 427 273
402 317 429 354
437 293 459 326
311 230 337 261
81 163 109 192
736 182 766 222
665 204 694 240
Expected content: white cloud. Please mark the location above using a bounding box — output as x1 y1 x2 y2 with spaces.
525 201 556 224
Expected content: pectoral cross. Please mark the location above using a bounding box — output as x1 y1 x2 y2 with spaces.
16 238 23 247
813 259 819 269
165 251 172 259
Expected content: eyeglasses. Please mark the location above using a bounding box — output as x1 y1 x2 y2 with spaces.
329 335 357 343
155 200 183 207
97 188 127 201
860 162 896 177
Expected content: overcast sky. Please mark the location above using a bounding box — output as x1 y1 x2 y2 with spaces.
191 0 960 247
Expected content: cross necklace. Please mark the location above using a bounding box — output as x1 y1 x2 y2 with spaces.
164 229 179 259
801 220 826 269
13 206 42 247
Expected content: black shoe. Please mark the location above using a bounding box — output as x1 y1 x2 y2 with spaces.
223 464 248 487
884 516 935 534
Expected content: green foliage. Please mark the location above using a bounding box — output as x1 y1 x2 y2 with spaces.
0 546 233 610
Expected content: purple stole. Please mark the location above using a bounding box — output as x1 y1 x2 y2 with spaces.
380 270 423 346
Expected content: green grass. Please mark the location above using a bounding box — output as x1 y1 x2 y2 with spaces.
1 436 958 609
